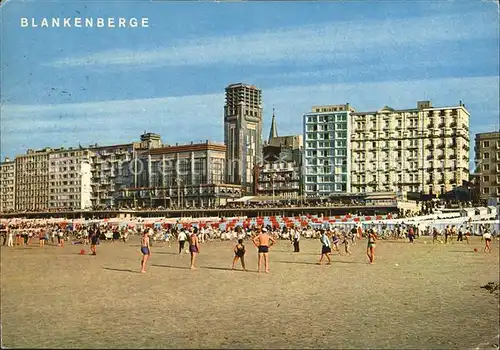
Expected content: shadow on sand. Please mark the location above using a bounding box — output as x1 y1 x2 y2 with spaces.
202 266 256 273
448 250 480 254
276 260 361 265
103 267 139 274
152 264 190 270
152 264 257 273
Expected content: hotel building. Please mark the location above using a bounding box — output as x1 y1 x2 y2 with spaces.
0 158 16 213
350 101 470 195
303 104 353 197
119 140 241 208
474 131 500 201
258 111 303 198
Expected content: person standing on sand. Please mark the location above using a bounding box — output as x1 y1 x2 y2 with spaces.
140 231 151 273
232 238 247 271
318 230 332 265
178 229 187 254
367 229 377 264
58 229 65 248
450 225 456 244
341 233 351 256
0 224 6 246
189 230 200 269
483 231 492 253
457 226 464 242
444 225 450 244
465 227 471 244
90 229 98 256
432 227 441 244
39 229 45 248
7 227 14 247
408 227 415 243
292 228 300 253
252 228 276 273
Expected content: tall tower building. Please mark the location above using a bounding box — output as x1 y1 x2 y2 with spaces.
224 83 263 193
303 104 354 197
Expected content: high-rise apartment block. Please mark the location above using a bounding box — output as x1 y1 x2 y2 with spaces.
474 131 500 201
15 148 51 211
89 133 162 209
350 101 470 195
0 158 16 212
303 104 353 197
224 83 263 194
48 148 94 210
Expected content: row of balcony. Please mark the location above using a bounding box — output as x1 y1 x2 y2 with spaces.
258 184 301 190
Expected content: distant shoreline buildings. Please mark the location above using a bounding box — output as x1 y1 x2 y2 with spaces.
1 82 498 213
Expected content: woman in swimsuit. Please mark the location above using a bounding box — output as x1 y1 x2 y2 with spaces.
232 238 247 271
366 229 377 264
189 232 200 269
483 231 492 253
140 230 151 273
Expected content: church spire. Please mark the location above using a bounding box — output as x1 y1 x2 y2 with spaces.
268 107 278 142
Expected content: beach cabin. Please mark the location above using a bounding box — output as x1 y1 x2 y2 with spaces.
460 208 476 218
475 207 488 218
487 206 498 218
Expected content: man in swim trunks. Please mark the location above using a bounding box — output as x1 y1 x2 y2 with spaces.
189 230 200 269
140 230 151 273
252 227 276 273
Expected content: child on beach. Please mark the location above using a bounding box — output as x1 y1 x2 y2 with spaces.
341 234 351 255
318 230 332 265
332 233 340 252
232 239 247 271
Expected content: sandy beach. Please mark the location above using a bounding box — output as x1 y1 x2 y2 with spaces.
1 236 498 349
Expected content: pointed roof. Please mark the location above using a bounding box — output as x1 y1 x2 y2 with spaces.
268 107 278 142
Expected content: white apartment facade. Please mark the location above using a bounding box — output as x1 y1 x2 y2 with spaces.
48 148 94 210
303 104 353 197
0 158 16 213
350 101 470 196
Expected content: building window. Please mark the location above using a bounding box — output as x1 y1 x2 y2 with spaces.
483 176 490 182
482 187 489 194
483 164 490 171
483 152 490 159
483 141 490 148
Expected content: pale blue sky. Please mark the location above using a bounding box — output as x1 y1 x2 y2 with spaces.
1 0 499 162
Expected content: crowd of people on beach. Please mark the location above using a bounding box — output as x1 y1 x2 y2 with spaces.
1 217 496 274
